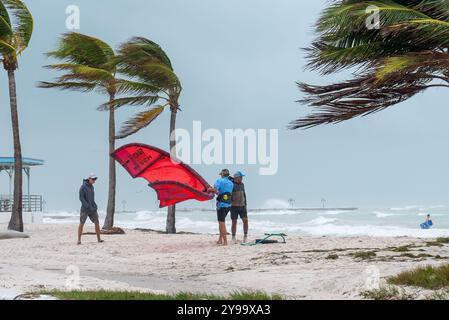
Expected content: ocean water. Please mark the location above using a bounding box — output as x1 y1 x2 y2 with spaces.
43 205 449 238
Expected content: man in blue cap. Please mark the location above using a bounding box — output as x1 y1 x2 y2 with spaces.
208 169 234 246
231 171 249 244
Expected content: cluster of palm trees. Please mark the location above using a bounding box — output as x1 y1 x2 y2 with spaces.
3 0 181 233
5 0 448 232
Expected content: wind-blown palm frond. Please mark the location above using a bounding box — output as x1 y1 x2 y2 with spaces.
123 62 181 89
116 36 173 70
37 81 97 92
46 32 115 71
0 2 12 38
99 95 164 110
293 0 449 129
107 36 182 139
116 105 166 139
2 0 33 53
0 38 14 53
0 0 33 68
39 32 117 96
114 79 165 95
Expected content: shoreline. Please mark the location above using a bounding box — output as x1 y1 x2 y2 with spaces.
1 223 448 300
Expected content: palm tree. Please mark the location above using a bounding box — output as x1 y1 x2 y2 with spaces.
101 37 182 234
0 0 33 232
38 32 120 230
291 0 449 129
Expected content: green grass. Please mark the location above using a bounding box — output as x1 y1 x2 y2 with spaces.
34 290 284 300
388 264 449 290
399 253 433 259
391 245 413 253
436 237 449 244
361 286 417 300
424 238 449 247
351 251 377 260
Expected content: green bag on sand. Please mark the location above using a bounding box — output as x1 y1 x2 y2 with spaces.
241 233 287 246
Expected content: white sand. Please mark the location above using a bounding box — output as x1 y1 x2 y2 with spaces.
1 223 448 299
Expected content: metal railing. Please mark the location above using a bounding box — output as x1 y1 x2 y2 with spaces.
0 195 43 212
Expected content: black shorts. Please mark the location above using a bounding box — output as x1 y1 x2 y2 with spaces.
231 206 248 220
217 207 231 222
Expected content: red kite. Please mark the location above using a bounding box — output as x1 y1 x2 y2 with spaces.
112 143 214 208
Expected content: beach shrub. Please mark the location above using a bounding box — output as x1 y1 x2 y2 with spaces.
361 286 417 300
423 238 449 247
388 264 449 290
326 254 339 260
391 245 413 252
436 238 449 244
399 253 433 259
351 251 376 260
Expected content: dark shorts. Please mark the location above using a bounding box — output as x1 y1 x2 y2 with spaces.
217 207 231 222
231 206 248 220
80 211 99 224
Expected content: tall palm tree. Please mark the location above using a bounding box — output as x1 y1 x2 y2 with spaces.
291 0 449 129
0 0 33 232
101 37 182 234
38 32 120 230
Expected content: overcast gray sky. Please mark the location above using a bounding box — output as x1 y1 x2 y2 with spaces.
0 0 448 211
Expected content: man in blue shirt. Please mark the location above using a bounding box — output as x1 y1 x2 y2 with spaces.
208 169 234 246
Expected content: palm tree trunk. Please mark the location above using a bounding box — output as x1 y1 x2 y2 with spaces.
103 93 116 230
7 69 23 232
166 106 177 234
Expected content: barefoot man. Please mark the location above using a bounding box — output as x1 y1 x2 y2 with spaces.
77 173 104 245
231 171 249 244
208 169 234 246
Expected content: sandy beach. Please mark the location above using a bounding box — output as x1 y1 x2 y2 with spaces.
1 223 448 300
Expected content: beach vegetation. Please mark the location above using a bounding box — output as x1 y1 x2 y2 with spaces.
424 237 449 247
361 286 417 300
388 264 449 290
351 250 376 260
391 245 413 252
35 290 284 300
399 253 433 259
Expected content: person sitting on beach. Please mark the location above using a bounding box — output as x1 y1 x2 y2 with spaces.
77 173 103 245
231 171 249 244
420 214 434 229
207 169 234 246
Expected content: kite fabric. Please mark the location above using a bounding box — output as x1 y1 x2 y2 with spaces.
112 143 215 208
